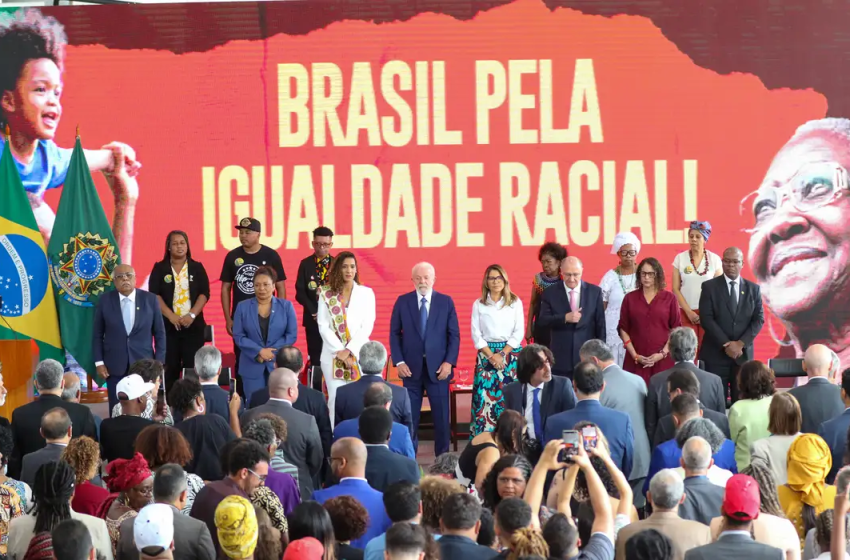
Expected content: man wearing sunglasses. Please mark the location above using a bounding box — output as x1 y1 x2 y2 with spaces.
93 263 166 410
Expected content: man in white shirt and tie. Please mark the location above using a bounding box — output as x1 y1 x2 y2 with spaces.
93 263 166 410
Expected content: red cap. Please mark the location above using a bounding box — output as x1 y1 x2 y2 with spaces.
283 537 324 560
722 474 760 521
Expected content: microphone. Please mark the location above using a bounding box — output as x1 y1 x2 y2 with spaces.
0 296 19 340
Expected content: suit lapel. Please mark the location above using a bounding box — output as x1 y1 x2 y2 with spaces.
249 299 263 341
129 292 142 335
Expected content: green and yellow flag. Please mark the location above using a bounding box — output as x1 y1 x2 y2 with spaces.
48 137 120 380
0 139 63 360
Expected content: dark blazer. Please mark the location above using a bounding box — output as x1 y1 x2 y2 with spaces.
502 377 576 439
389 290 461 383
202 384 231 423
438 534 499 560
789 377 845 434
249 383 333 459
335 375 413 431
148 259 211 331
232 298 297 382
294 254 332 326
21 443 65 486
364 445 420 492
684 533 783 560
9 394 97 479
646 361 726 444
117 503 216 560
679 476 725 526
653 405 731 448
92 288 166 379
537 281 606 376
698 276 764 366
819 408 850 483
543 399 634 478
241 400 323 499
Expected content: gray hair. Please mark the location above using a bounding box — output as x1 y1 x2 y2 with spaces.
428 452 460 477
681 436 712 471
669 327 698 362
244 419 277 449
579 339 614 362
360 341 388 375
35 359 64 390
675 417 725 454
411 262 435 277
648 469 684 510
60 375 81 401
194 346 222 381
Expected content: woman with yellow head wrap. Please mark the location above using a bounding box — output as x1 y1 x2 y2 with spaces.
216 496 259 560
778 433 836 545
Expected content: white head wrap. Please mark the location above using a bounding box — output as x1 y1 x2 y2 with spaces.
611 232 641 255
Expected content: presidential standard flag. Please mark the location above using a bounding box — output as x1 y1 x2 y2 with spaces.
47 136 120 378
0 139 63 360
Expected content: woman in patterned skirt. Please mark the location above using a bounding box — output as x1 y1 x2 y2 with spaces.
470 265 525 436
525 242 567 347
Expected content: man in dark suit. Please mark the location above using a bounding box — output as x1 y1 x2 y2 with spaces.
818 371 850 483
20 407 72 486
117 464 215 560
294 226 334 391
240 368 323 500
538 257 606 379
336 341 413 430
9 360 98 478
543 361 634 477
698 247 765 404
93 263 166 410
647 327 726 441
389 262 461 455
653 369 730 447
334 383 415 459
360 406 419 492
503 344 575 442
684 474 783 560
438 493 498 560
790 343 845 434
678 436 726 526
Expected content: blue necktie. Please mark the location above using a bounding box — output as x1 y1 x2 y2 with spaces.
532 387 543 440
121 297 132 335
420 297 428 337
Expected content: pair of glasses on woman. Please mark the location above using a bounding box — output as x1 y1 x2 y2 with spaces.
739 160 849 232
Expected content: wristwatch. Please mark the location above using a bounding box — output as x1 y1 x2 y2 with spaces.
189 313 196 319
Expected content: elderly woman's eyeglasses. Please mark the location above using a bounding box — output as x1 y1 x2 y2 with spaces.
739 161 849 231
618 250 637 257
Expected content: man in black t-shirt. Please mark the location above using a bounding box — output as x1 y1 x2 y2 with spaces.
294 226 334 388
219 217 287 378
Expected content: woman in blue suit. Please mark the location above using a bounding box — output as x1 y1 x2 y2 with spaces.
233 266 297 402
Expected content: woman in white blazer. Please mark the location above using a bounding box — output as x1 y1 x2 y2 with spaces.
316 251 376 425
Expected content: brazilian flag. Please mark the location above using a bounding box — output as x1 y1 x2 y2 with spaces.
0 140 63 360
47 137 120 381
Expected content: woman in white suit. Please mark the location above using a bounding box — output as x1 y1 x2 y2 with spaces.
317 251 376 425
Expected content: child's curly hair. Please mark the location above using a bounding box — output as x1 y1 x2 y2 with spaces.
0 9 67 126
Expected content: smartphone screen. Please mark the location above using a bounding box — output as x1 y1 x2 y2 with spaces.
229 377 237 400
562 429 580 458
582 426 598 449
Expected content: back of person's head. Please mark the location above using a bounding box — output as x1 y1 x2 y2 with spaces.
671 393 700 423
60 436 99 486
383 481 421 523
214 496 257 560
153 464 188 503
129 358 164 384
330 437 368 475
323 495 368 546
60 374 81 402
648 469 684 510
33 461 75 534
427 452 459 478
737 360 776 400
625 529 674 560
194 346 222 382
741 459 785 517
541 513 578 559
243 419 276 451
227 440 270 477
667 368 699 396
495 497 532 539
816 508 849 552
363 382 393 408
477 507 497 549
35 359 64 391
842 370 850 400
669 327 698 362
509 527 549 559
441 492 481 531
253 506 282 560
168 378 202 414
274 346 303 372
804 344 833 377
494 410 524 455
359 341 388 375
579 339 614 363
573 361 604 396
680 436 712 472
267 368 299 400
287 501 335 555
385 522 435 559
134 424 193 470
675 417 725 455
41 407 71 440
768 392 802 435
51 519 93 560
419 475 465 531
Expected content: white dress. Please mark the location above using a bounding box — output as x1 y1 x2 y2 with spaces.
316 283 376 426
600 269 637 367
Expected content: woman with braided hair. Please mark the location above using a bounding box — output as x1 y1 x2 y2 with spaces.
96 453 153 557
507 526 548 560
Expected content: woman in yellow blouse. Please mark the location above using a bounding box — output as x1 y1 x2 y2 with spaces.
778 433 835 546
728 360 775 471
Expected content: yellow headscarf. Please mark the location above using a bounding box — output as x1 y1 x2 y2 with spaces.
786 433 832 507
215 496 258 559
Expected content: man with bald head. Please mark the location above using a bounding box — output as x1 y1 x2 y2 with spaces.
312 438 392 548
677 436 726 525
538 255 606 378
21 407 72 485
698 247 764 404
390 262 460 455
240 368 323 498
93 262 166 409
789 344 845 433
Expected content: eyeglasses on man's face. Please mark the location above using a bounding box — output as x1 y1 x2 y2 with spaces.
114 273 135 280
247 468 267 483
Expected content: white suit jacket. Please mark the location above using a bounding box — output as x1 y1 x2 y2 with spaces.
317 283 376 359
9 510 113 560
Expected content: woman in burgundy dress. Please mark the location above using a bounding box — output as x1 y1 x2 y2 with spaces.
618 257 682 383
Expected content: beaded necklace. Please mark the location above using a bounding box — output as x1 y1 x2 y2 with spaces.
689 250 710 276
615 266 636 294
